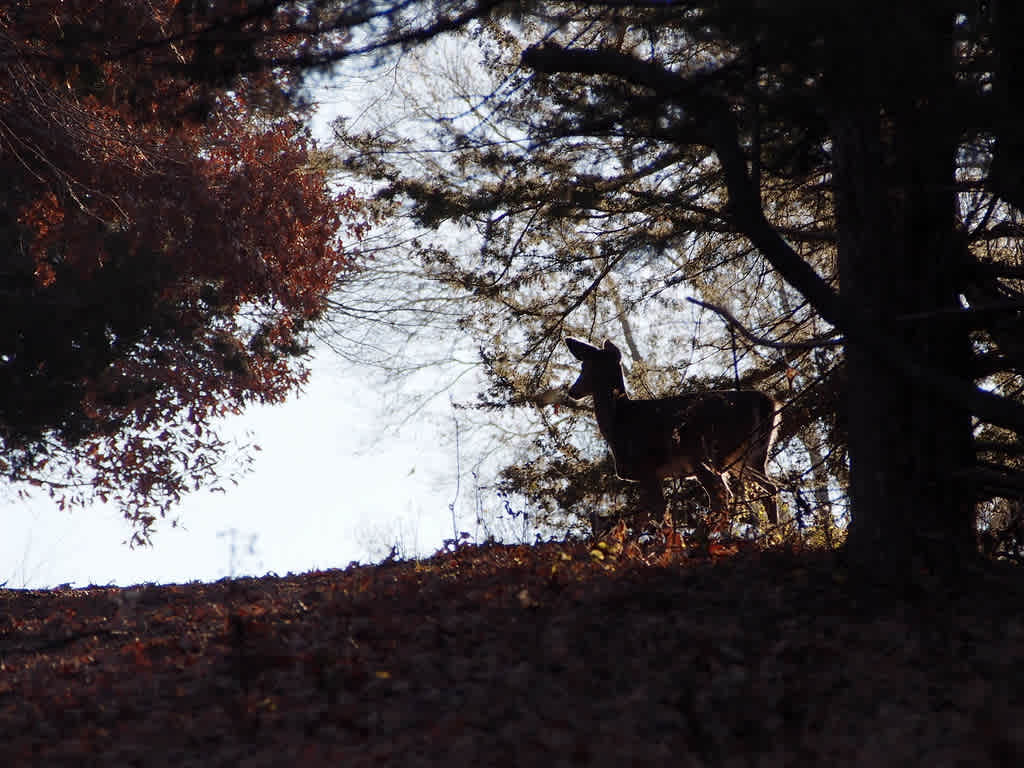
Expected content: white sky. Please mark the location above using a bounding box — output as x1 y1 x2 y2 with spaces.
0 345 463 589
0 77 472 590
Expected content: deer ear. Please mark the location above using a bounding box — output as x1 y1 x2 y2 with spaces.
603 339 622 360
566 337 597 360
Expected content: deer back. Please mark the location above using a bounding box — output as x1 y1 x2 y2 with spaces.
565 337 778 483
607 390 777 482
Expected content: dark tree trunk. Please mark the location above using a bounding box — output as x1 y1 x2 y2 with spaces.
831 13 976 584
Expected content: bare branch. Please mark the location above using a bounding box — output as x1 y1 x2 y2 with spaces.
687 297 844 350
521 41 1024 435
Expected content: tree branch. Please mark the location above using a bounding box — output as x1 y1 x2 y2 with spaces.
522 42 846 325
687 297 843 350
521 41 1024 434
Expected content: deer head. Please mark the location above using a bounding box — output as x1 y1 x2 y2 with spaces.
566 337 625 401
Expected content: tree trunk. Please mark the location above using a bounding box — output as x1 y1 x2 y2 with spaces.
831 15 976 584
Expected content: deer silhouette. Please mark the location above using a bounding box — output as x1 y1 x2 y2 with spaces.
566 338 780 530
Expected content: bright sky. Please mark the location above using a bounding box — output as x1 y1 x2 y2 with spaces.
0 77 472 589
0 344 462 589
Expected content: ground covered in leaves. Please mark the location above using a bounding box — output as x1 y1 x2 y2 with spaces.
2 537 1024 767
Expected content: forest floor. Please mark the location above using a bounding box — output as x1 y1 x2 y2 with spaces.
2 534 1024 767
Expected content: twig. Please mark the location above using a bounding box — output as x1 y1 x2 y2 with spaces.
687 297 844 350
449 406 461 541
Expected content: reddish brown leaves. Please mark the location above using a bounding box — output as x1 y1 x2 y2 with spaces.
0 1 367 537
2 544 1023 766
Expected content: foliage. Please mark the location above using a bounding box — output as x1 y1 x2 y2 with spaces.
322 2 1024 572
325 11 846 539
0 2 365 541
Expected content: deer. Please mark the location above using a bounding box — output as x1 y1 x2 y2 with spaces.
565 338 780 533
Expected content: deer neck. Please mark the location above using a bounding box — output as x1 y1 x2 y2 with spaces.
592 387 628 445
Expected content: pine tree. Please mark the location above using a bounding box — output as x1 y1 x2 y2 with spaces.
328 2 1024 583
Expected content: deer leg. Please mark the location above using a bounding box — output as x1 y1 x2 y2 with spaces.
589 510 613 538
747 474 779 525
638 476 667 525
760 480 779 525
694 464 732 528
736 470 779 526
